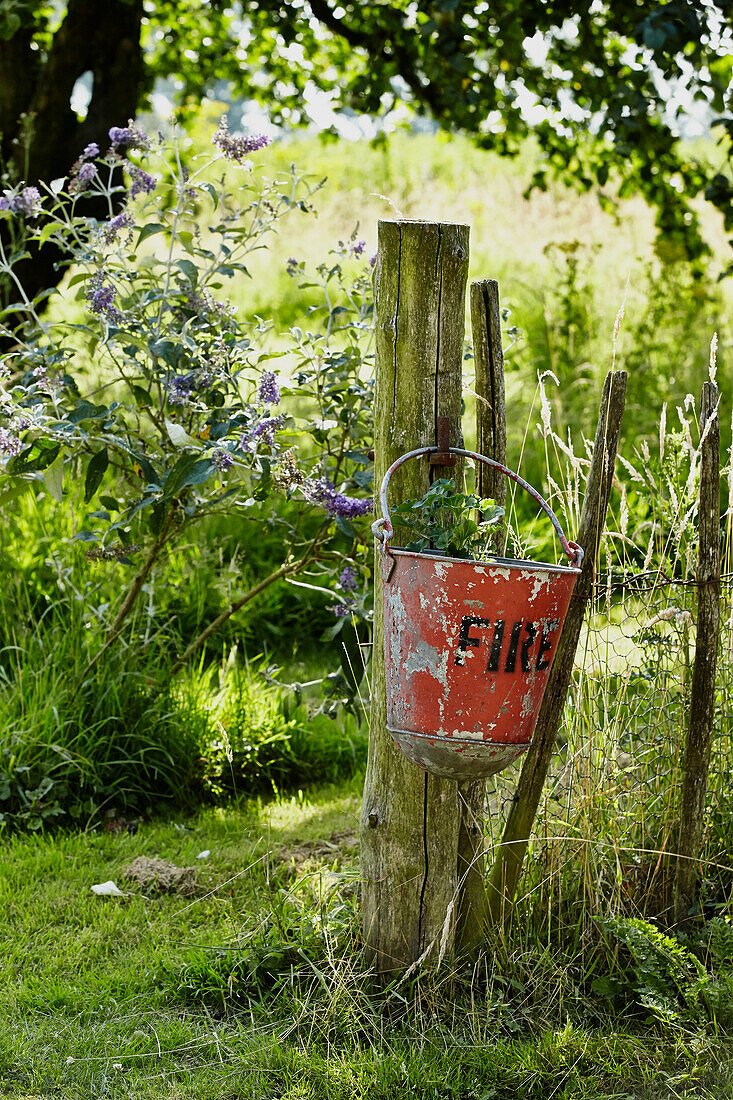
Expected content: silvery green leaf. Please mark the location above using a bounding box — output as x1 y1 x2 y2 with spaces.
165 418 197 448
43 456 64 502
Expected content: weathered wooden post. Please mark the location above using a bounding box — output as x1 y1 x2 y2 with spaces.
674 381 720 922
361 219 469 972
456 279 507 956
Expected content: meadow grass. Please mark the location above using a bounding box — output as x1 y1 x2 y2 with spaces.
3 782 733 1100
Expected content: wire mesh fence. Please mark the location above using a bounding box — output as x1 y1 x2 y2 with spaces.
482 378 733 928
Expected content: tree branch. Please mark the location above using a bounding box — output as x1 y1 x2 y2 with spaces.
169 535 325 676
80 504 176 680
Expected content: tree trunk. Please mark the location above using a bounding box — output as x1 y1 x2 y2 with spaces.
674 381 720 923
485 369 627 924
456 278 507 957
0 0 144 332
361 218 469 973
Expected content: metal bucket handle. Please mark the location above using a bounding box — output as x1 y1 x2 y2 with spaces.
371 446 584 569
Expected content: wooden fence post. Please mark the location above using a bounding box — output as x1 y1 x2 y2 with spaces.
674 381 720 923
456 279 507 956
485 369 627 923
361 219 469 972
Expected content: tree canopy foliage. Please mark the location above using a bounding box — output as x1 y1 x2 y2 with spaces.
1 0 732 280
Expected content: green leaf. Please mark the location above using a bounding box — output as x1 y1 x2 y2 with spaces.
60 374 81 397
149 500 168 535
0 481 32 509
335 517 357 539
323 618 347 641
164 454 214 496
8 439 61 475
72 530 100 542
0 12 21 39
129 385 152 406
404 538 430 553
84 447 109 503
148 339 182 367
36 221 58 249
66 400 108 425
175 259 198 286
136 222 168 246
353 468 373 488
43 457 64 502
165 417 197 447
202 182 219 210
130 451 161 486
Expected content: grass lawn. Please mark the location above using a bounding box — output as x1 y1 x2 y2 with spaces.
2 777 733 1100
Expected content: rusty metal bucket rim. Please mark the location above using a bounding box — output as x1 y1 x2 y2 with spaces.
387 546 581 576
387 725 529 747
372 445 584 569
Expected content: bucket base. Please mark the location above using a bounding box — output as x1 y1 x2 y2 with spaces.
389 728 528 781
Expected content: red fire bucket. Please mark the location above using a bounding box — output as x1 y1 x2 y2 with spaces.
372 447 583 780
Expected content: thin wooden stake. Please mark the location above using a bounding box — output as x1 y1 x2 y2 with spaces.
674 381 720 923
473 279 507 497
485 370 627 923
456 279 507 956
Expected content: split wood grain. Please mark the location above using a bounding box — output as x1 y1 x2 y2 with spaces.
361 219 469 972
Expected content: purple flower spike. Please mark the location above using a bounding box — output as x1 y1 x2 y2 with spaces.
211 448 234 471
339 566 358 592
85 272 123 323
212 117 270 162
108 124 150 153
167 376 193 406
68 160 96 194
0 428 22 457
332 598 357 618
1 187 43 216
17 187 42 215
129 166 156 198
240 414 286 452
82 143 100 161
257 371 281 406
305 478 373 519
103 211 134 244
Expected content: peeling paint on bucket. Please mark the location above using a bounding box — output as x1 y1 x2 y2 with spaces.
373 447 583 781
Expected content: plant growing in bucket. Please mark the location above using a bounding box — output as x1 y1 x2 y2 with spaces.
373 447 583 781
389 479 506 561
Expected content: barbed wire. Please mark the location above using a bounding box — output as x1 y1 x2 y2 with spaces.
593 570 733 593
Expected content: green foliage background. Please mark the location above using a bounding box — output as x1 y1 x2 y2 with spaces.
1 122 731 830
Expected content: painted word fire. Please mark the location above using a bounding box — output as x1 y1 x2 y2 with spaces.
454 616 560 673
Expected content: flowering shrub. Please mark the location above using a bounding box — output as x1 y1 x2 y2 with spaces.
0 121 374 677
